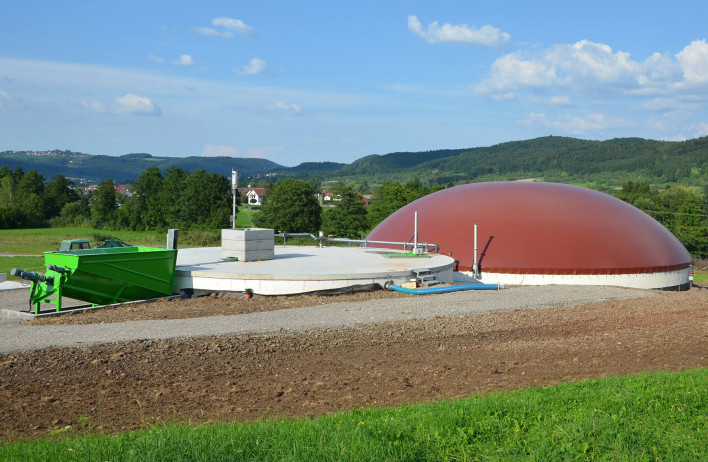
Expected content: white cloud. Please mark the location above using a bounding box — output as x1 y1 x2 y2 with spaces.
474 51 556 94
695 122 708 137
408 15 510 48
530 95 574 107
245 146 282 158
637 52 681 87
193 26 233 38
82 101 106 113
641 97 676 111
149 54 165 64
647 117 666 131
661 134 688 142
523 112 625 134
640 97 700 112
675 39 708 83
0 90 10 109
202 144 284 159
212 17 256 38
548 40 638 84
115 93 161 116
173 54 195 66
473 39 700 99
202 145 239 157
270 101 302 113
237 58 269 75
491 92 515 101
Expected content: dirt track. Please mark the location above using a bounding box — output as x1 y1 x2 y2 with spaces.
1 287 706 441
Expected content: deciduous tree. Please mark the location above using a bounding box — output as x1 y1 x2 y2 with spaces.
321 185 368 238
44 175 79 218
256 178 321 233
132 166 165 230
91 178 117 228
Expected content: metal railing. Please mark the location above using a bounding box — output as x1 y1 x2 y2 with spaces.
275 233 439 253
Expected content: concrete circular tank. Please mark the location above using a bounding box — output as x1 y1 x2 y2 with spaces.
367 182 692 289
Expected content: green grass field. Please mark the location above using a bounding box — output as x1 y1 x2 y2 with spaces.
0 207 260 256
694 270 708 284
0 256 45 277
1 368 705 461
0 208 261 279
0 227 165 255
235 206 260 228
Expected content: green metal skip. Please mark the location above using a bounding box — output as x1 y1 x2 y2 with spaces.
23 246 178 314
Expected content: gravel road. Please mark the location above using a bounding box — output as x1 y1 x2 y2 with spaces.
0 285 656 354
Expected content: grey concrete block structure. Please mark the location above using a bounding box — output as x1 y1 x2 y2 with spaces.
222 228 275 261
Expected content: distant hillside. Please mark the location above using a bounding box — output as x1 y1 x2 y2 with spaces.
3 136 708 187
0 150 284 182
333 148 471 176
280 161 346 178
423 136 708 183
328 136 708 187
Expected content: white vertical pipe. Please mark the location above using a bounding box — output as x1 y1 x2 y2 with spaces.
232 194 236 230
231 169 238 229
414 211 418 254
473 223 478 277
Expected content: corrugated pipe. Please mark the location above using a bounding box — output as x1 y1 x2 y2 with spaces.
387 283 504 294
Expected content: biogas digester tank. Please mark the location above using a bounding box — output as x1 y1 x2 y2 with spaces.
367 182 692 290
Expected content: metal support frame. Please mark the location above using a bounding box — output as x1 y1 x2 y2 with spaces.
276 212 438 253
231 169 238 230
473 223 479 278
275 232 439 254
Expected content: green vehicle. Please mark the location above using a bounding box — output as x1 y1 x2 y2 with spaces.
11 246 178 314
59 238 132 251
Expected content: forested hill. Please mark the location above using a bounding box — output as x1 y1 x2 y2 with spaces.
0 151 284 182
332 148 471 176
324 136 708 186
3 136 708 186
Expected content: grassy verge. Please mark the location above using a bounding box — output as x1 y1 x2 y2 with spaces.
0 228 164 255
235 205 260 228
0 207 260 256
0 227 219 279
694 270 708 284
2 369 705 461
0 256 45 277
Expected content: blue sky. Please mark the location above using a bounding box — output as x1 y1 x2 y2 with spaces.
2 1 708 166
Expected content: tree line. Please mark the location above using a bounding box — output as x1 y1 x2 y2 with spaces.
1 166 81 228
0 164 440 239
614 181 708 257
0 166 231 231
8 136 708 192
252 177 443 239
2 163 706 258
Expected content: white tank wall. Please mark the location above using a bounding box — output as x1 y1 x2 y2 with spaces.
456 267 690 290
176 266 454 296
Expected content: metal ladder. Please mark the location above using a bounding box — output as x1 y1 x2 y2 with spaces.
413 268 441 288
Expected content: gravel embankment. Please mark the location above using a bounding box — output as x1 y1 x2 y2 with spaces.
0 285 657 354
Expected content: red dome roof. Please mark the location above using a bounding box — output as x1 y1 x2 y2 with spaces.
367 182 691 275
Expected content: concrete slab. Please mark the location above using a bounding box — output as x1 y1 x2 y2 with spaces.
0 280 26 291
0 286 91 320
175 245 455 296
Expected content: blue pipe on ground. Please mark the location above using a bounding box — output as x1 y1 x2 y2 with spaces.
389 283 504 294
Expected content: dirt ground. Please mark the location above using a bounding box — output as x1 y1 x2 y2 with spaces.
28 289 408 325
1 286 706 441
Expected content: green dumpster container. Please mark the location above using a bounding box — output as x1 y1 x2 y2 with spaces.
28 246 178 313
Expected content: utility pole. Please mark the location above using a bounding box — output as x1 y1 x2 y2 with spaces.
231 169 238 229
